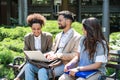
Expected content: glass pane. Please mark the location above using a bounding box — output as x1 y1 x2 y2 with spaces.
32 0 51 5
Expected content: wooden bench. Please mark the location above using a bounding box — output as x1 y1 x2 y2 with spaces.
8 57 58 80
8 50 120 80
102 50 120 80
8 56 25 77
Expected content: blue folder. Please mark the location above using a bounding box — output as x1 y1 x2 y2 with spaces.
65 70 98 79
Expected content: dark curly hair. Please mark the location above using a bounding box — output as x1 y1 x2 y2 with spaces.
26 13 46 27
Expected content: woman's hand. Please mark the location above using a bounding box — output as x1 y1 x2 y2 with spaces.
44 52 54 58
64 63 71 72
44 53 50 58
44 52 57 61
69 68 79 77
48 54 58 60
64 56 79 72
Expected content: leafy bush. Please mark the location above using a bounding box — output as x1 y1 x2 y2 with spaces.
9 27 29 40
0 28 10 41
0 49 13 66
109 32 120 50
0 65 14 79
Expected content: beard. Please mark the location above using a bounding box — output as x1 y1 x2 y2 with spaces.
59 26 66 29
59 24 66 29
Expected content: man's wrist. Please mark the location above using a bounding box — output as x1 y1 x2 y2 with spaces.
55 53 62 59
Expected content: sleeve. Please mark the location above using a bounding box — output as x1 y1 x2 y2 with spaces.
78 36 85 53
56 35 81 61
46 34 53 52
23 35 30 50
94 42 108 63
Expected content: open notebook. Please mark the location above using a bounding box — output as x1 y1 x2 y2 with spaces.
24 51 51 62
65 70 98 79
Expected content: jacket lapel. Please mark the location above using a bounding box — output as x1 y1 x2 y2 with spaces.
62 29 74 51
54 32 62 52
41 32 44 52
54 29 74 52
30 34 36 50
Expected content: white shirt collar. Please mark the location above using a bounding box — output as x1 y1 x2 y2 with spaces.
34 35 41 50
34 35 41 39
58 28 73 49
62 28 73 36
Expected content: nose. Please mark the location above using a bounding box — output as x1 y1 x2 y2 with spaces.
58 21 61 24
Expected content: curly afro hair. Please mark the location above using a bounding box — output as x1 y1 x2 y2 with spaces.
26 13 46 27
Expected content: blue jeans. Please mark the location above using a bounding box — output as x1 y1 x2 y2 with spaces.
25 63 64 80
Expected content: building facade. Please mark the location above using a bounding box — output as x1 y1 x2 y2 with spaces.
0 0 120 26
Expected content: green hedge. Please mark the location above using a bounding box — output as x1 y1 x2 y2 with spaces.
109 32 120 50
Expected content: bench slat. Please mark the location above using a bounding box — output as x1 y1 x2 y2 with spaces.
109 57 120 63
106 63 120 69
8 63 20 69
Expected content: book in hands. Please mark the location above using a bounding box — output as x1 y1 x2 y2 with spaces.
65 70 98 79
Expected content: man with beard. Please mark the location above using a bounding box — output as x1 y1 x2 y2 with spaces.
25 11 81 80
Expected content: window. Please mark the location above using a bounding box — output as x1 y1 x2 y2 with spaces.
32 0 51 5
68 0 77 6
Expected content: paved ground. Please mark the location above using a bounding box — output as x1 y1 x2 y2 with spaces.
0 78 7 80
